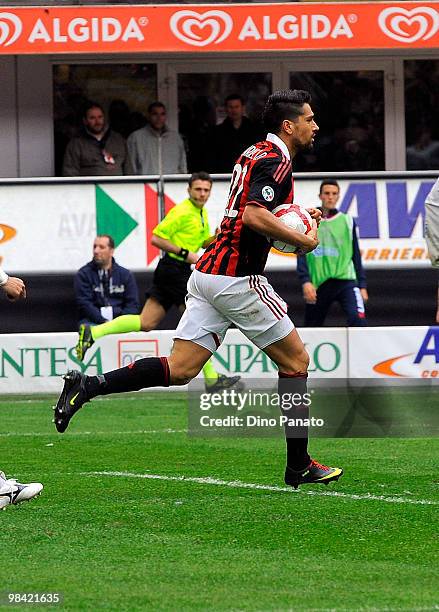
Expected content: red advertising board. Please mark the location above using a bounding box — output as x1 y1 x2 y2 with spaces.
0 3 438 54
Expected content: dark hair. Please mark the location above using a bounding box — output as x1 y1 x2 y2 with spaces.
82 101 104 119
319 179 340 194
262 89 311 133
148 101 166 114
188 171 212 187
225 94 245 105
96 234 115 249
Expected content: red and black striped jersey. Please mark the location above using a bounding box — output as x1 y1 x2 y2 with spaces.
196 138 294 277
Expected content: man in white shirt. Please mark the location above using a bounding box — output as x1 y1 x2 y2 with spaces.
127 102 187 175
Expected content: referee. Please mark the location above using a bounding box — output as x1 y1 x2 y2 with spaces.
76 171 241 392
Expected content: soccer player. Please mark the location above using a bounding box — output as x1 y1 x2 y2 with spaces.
0 268 43 509
297 179 368 326
75 171 242 393
54 90 343 489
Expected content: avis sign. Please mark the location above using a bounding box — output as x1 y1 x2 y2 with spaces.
349 327 439 378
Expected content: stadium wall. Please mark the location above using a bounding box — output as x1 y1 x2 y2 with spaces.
0 326 438 394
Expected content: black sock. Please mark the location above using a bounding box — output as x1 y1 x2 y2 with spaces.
85 357 170 398
278 372 311 471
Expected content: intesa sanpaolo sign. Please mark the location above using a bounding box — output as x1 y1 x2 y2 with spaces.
0 3 438 54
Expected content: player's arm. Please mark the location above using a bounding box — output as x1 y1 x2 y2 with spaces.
62 140 81 177
0 268 26 301
202 236 214 248
352 220 368 302
201 219 216 249
242 204 318 253
296 256 317 303
151 234 198 265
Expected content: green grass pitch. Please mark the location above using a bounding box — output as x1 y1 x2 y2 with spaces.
0 392 438 611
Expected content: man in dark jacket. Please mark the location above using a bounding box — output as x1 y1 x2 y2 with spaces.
62 102 133 176
74 234 139 325
210 94 262 173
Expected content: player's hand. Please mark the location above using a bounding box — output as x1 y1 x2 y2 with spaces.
2 276 26 301
298 220 319 253
186 252 199 265
303 282 317 304
306 207 322 226
360 288 369 303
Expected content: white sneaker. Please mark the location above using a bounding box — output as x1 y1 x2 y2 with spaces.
0 472 43 510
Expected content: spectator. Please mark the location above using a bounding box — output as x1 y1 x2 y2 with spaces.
108 99 132 139
74 234 139 326
185 95 217 173
210 94 262 173
407 129 439 170
127 101 187 175
297 179 368 326
62 102 133 176
424 177 439 322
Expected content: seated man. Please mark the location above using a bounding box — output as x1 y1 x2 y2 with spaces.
74 234 139 326
75 173 241 393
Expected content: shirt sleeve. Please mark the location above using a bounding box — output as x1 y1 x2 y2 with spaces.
246 156 292 212
153 206 181 241
122 140 134 175
203 210 211 244
296 254 311 284
62 139 81 177
127 133 140 175
120 271 140 315
352 220 367 289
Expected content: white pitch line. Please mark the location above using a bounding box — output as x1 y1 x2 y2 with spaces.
85 471 439 506
0 429 186 437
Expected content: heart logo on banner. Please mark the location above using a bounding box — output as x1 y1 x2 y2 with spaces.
0 12 22 47
170 10 233 47
378 6 439 43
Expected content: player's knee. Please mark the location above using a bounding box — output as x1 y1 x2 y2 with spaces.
140 320 153 332
296 348 310 374
279 348 309 376
140 313 159 332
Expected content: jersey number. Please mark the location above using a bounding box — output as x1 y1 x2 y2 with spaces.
224 163 248 218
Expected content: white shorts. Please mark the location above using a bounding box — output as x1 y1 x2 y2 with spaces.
174 269 294 353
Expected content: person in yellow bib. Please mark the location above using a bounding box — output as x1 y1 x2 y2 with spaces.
76 171 242 393
297 179 368 326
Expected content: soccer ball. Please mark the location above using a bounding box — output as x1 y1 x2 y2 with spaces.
271 204 313 254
